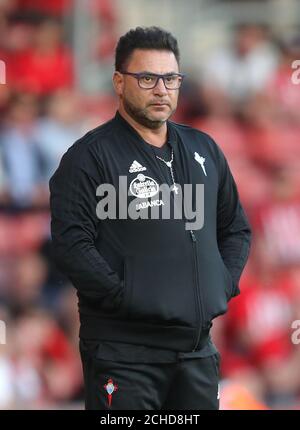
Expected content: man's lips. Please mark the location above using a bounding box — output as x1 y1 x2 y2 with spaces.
149 103 169 106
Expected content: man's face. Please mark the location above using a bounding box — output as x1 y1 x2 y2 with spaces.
113 49 180 129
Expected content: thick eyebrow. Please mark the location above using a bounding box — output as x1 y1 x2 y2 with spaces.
138 71 179 75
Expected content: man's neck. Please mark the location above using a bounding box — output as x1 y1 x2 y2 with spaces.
118 105 167 148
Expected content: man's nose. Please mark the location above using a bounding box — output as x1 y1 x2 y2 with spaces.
153 77 168 95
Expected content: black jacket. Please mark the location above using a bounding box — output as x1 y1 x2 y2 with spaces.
49 111 251 352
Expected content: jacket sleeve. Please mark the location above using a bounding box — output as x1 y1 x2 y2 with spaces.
49 144 123 310
216 148 252 296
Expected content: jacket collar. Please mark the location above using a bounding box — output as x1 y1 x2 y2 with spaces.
114 110 178 154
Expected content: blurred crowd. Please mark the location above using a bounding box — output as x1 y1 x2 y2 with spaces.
0 0 300 410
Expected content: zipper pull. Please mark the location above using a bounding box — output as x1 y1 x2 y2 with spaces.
190 230 196 242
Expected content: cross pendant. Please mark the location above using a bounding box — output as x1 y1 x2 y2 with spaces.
171 184 179 194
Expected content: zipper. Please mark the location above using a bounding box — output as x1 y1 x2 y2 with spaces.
190 229 206 352
152 148 204 351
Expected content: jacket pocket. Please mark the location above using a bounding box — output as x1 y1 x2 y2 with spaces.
197 248 233 323
220 257 234 301
209 351 221 383
117 257 132 318
123 253 197 327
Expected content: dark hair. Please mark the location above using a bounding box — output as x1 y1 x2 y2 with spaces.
115 26 180 71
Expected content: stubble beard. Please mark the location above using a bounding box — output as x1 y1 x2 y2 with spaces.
123 97 175 130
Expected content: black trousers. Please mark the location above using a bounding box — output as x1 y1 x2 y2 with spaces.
80 340 220 410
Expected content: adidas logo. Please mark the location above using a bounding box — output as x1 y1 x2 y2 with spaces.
129 160 147 173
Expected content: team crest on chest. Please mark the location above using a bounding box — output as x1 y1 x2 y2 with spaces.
129 173 159 198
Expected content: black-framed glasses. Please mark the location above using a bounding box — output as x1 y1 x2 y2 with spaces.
120 71 185 90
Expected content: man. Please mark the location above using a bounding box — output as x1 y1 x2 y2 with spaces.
49 26 251 410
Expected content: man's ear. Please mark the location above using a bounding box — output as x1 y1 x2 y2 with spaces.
112 71 124 96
